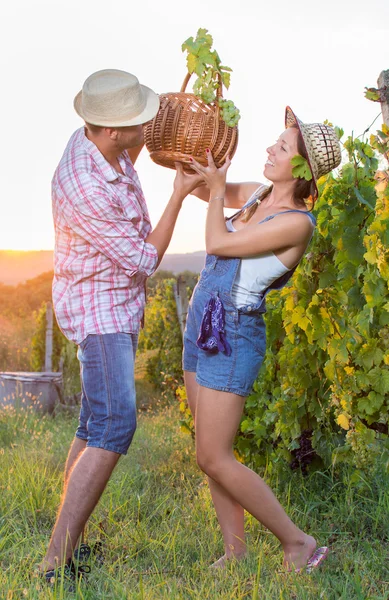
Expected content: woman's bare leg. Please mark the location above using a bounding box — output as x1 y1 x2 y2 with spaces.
184 372 246 563
194 384 316 570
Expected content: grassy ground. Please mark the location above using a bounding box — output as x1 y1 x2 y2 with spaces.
1 396 388 599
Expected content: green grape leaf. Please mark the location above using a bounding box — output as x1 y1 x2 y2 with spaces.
202 70 211 86
181 28 237 116
186 54 197 74
358 391 385 415
355 370 371 390
367 367 389 395
291 155 313 181
195 60 206 77
221 71 231 89
354 187 374 210
181 36 194 52
355 343 383 370
196 28 213 47
198 47 216 67
364 87 381 102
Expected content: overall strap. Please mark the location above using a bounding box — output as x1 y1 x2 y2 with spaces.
258 209 316 226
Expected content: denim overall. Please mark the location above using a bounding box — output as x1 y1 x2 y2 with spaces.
183 204 316 397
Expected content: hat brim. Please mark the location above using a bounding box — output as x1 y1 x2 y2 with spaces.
285 106 319 199
74 84 160 127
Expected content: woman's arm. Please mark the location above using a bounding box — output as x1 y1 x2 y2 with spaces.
206 200 313 257
189 152 313 260
191 181 263 209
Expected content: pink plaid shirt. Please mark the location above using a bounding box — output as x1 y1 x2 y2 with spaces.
52 127 158 344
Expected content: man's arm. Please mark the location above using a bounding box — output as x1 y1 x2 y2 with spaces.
146 165 205 268
70 167 204 277
145 191 184 269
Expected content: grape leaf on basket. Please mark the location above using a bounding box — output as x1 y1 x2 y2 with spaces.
291 155 313 181
181 28 240 128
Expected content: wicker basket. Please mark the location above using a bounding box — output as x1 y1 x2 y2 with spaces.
143 73 238 172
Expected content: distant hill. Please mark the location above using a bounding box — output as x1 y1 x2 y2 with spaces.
0 250 206 286
159 250 205 275
0 251 54 286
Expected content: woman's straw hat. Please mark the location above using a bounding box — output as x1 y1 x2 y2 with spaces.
74 69 160 127
285 106 341 196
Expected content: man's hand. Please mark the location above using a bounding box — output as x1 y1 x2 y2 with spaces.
173 162 205 201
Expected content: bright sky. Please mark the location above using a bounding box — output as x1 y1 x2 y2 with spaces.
1 0 388 252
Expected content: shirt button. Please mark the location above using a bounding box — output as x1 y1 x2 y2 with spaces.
247 306 252 312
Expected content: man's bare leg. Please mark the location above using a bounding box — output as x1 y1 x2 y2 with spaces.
64 437 87 547
41 446 119 571
64 437 87 484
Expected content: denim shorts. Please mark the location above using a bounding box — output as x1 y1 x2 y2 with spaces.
183 286 266 397
76 332 138 455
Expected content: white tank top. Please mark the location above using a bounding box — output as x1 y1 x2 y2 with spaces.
226 185 291 308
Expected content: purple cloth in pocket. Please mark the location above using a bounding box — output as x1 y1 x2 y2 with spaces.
196 295 232 356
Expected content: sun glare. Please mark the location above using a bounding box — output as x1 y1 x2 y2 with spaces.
0 246 54 252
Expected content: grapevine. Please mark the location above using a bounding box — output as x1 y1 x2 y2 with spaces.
182 28 240 128
178 92 389 474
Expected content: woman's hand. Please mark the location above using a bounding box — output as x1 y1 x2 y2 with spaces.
188 151 232 198
173 162 205 200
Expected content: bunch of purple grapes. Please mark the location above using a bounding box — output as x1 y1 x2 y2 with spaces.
290 429 317 476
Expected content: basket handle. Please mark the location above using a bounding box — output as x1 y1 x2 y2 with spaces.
180 72 224 99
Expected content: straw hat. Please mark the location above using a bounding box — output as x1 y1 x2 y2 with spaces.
74 69 160 127
285 106 341 196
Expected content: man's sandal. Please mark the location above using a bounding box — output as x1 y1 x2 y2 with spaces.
73 541 104 573
42 560 77 592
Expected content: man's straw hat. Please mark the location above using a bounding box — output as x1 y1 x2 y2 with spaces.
74 69 160 127
285 106 341 197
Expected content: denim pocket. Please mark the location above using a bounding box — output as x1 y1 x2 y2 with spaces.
239 313 266 356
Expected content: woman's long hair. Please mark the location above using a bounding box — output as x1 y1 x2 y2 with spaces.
241 125 317 223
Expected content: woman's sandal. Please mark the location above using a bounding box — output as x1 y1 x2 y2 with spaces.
296 546 329 574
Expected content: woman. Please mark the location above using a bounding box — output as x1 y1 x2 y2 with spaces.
177 107 341 572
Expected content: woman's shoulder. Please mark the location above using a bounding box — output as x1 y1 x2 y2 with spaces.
245 181 269 205
239 182 269 208
224 181 268 210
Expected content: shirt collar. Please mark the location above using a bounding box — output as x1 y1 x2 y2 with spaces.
77 127 121 183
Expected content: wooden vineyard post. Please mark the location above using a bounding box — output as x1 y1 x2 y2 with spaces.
44 301 53 372
174 277 189 340
378 70 389 128
375 70 389 188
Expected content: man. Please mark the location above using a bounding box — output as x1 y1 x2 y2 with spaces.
41 69 202 585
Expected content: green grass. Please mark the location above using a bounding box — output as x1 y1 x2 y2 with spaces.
0 399 388 599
